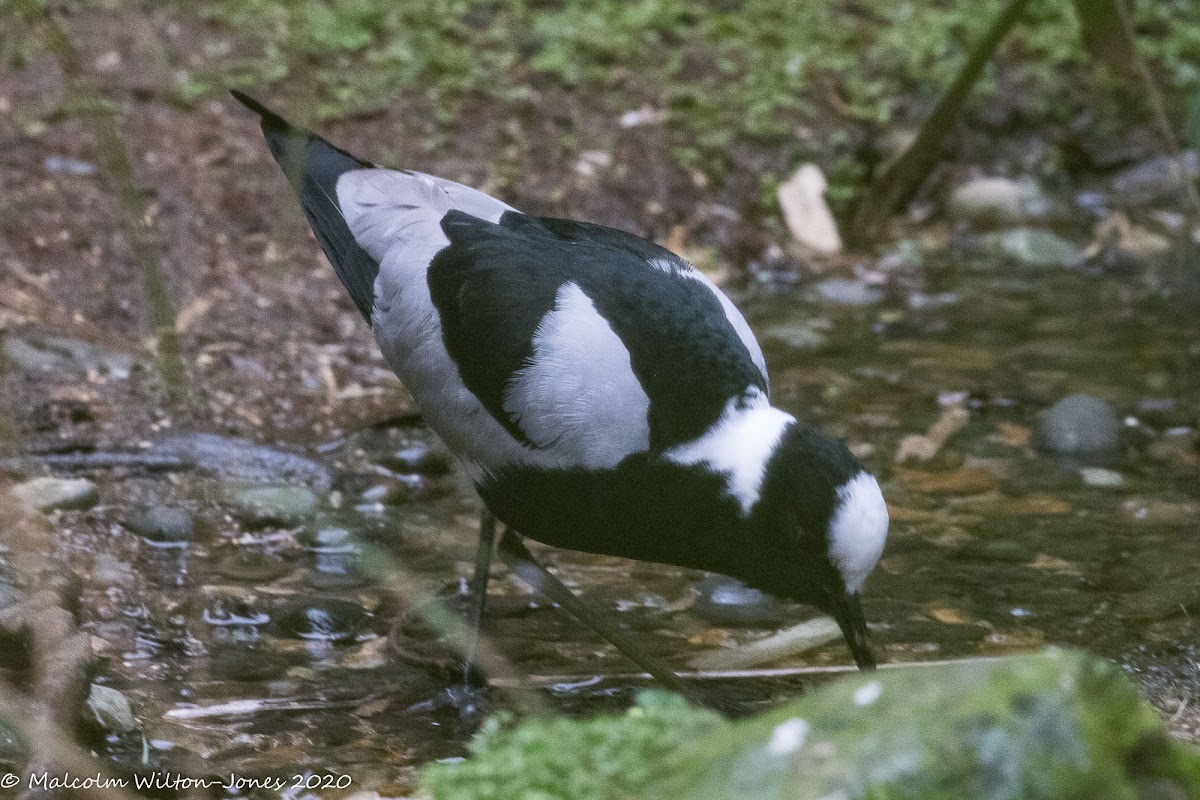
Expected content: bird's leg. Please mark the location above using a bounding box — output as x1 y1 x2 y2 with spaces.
462 509 497 686
496 527 690 696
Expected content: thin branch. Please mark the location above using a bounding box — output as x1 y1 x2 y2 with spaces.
15 1 190 404
850 0 1033 242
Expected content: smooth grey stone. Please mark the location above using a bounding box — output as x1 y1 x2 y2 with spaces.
1037 394 1121 455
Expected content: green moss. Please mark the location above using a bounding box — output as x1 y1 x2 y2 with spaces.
423 692 725 800
426 650 1200 800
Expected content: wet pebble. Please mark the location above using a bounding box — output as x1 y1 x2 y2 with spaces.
2 334 133 379
274 599 369 642
976 228 1082 268
948 177 1049 227
763 321 830 352
1079 467 1124 488
10 476 97 512
381 443 453 475
228 484 318 527
44 155 97 175
1037 394 1120 455
692 575 783 627
87 684 137 733
125 505 195 545
359 474 448 506
215 550 293 583
813 278 884 306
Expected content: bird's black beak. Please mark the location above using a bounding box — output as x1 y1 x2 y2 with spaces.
831 592 876 670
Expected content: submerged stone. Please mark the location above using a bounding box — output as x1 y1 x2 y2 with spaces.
692 575 783 627
215 550 293 583
813 278 885 306
228 485 319 528
976 228 1082 268
274 598 369 642
1037 394 1121 455
10 476 97 512
126 505 195 545
87 684 137 733
424 650 1200 800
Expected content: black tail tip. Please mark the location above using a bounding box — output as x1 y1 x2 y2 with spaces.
229 90 289 129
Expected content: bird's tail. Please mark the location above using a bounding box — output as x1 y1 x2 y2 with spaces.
230 90 379 321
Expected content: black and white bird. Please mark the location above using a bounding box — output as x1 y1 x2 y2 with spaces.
233 92 889 680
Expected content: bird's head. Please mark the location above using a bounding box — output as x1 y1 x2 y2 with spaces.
748 424 889 669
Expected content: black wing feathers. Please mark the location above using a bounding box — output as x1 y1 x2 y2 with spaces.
429 211 766 450
231 91 379 321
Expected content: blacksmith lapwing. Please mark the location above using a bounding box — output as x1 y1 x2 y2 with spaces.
232 92 889 688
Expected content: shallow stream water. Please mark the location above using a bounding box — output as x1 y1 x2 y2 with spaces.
38 259 1200 795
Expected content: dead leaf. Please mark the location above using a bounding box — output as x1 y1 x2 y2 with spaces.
778 164 842 254
895 405 970 464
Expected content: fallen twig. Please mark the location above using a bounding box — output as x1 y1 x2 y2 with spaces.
0 452 188 476
491 655 1012 688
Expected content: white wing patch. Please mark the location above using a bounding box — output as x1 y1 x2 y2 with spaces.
504 283 651 468
828 471 889 594
663 390 794 514
648 258 769 387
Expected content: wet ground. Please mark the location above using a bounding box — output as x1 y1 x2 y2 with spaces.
2 3 1199 796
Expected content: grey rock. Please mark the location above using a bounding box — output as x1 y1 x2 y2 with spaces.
149 433 332 491
693 575 783 627
1038 394 1121 455
813 278 884 306
949 177 1050 226
977 228 1083 268
126 505 195 545
1111 151 1199 207
87 684 137 733
427 650 1200 799
43 155 97 176
10 477 97 512
228 485 318 528
3 334 133 379
655 650 1200 800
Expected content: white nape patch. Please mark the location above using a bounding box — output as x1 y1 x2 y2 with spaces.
504 282 650 468
768 718 809 755
853 681 882 707
649 258 769 385
828 471 889 594
664 391 794 514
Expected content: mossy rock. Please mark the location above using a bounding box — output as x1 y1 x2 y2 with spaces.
424 649 1200 800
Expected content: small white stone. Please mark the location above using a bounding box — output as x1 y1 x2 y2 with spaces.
853 680 883 707
1080 467 1124 488
767 717 809 755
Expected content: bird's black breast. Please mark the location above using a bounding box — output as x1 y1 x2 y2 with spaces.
478 458 749 575
427 211 766 451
